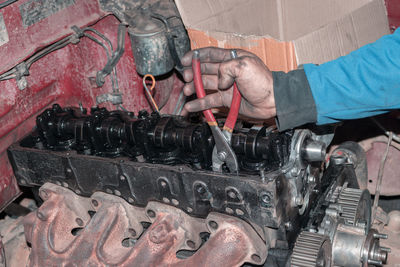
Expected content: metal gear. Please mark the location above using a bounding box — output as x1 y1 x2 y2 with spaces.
291 231 332 267
337 187 371 229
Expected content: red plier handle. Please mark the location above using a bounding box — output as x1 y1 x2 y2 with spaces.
192 50 241 132
223 50 241 132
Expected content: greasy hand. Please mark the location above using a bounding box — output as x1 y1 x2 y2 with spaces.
181 47 276 120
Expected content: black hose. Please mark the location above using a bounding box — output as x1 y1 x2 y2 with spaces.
0 0 18 9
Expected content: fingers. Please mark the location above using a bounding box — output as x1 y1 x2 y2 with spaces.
181 92 223 113
181 47 255 67
183 62 221 82
217 57 245 90
183 75 218 96
181 47 230 66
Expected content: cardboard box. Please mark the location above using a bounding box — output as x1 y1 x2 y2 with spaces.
175 0 390 72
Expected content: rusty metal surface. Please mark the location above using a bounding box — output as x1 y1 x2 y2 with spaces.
0 216 30 267
0 0 184 211
373 209 400 266
22 183 268 267
358 136 400 196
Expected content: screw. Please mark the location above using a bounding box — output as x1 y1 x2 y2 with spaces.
290 167 299 177
228 191 236 199
225 207 234 214
171 199 179 206
217 151 227 161
373 233 388 240
261 192 271 205
196 184 206 195
367 259 383 266
284 222 292 230
235 209 244 216
380 247 391 253
295 196 303 206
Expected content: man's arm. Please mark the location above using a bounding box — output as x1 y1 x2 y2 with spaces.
181 29 400 131
275 28 400 130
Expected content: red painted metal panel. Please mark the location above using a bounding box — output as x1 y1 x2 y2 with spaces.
385 0 400 32
0 1 183 210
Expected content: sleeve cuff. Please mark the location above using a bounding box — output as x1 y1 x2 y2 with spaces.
272 69 317 131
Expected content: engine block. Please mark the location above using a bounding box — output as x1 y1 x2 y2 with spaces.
7 104 389 266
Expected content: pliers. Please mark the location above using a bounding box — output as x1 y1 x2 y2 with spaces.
192 49 241 173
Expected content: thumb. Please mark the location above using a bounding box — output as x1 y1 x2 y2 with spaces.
217 58 245 90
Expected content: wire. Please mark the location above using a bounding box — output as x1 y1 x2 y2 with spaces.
143 74 160 113
82 27 121 95
371 117 400 144
173 89 185 115
0 0 17 9
372 131 393 223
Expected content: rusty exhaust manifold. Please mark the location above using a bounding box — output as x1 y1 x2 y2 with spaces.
23 183 268 267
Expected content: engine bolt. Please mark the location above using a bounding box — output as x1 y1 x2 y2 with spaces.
367 259 383 266
295 196 303 206
373 233 388 239
217 151 227 161
196 185 206 195
228 191 236 199
290 167 299 177
225 207 234 214
160 180 167 188
261 192 271 205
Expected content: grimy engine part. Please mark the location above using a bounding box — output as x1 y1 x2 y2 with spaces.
6 104 389 266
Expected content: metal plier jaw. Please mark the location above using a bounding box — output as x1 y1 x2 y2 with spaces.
192 49 241 174
211 126 238 173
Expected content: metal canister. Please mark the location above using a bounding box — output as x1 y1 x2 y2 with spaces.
129 15 190 76
129 18 173 76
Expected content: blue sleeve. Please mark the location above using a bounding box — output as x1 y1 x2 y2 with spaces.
303 28 400 125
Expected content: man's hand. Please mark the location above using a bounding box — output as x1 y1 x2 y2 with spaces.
180 47 276 120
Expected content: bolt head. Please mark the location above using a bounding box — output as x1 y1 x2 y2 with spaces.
261 193 271 204
295 196 303 206
217 151 227 161
290 167 299 177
